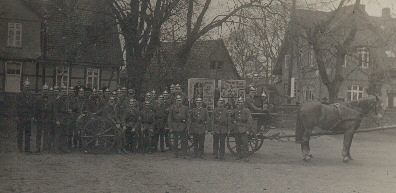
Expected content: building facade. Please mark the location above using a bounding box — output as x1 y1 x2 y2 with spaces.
275 5 396 107
0 0 122 97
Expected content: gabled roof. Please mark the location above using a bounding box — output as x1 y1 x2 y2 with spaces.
22 0 123 66
159 39 241 79
274 4 390 75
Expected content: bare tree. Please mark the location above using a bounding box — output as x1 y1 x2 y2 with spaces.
298 0 362 103
109 0 181 96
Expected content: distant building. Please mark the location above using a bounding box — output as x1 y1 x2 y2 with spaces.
0 0 122 96
275 5 396 107
141 39 241 93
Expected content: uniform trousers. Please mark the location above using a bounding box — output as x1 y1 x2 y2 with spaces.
158 128 171 151
125 127 138 152
235 132 249 158
36 122 52 152
55 123 69 152
192 133 205 156
114 131 126 150
67 117 78 149
17 119 31 152
172 130 188 156
213 133 227 158
139 124 153 153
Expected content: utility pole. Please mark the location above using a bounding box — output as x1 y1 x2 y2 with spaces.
288 0 297 104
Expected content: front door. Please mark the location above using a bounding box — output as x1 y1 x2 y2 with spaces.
5 62 22 93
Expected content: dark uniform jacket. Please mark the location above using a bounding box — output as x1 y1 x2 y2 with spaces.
231 107 253 133
35 95 53 123
122 106 141 128
154 102 168 128
167 104 189 132
15 91 35 120
188 107 209 134
84 97 97 113
213 107 230 134
53 95 71 123
96 104 121 124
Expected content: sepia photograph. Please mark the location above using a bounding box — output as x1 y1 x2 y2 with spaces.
0 0 396 192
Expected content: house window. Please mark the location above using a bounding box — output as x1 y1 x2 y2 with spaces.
347 85 363 101
307 45 314 67
86 68 100 89
284 55 290 68
6 61 22 75
210 61 223 70
8 23 22 47
357 47 369 68
283 83 288 95
56 66 69 88
304 87 314 101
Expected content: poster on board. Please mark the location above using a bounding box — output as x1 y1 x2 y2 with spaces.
188 78 215 111
219 80 246 104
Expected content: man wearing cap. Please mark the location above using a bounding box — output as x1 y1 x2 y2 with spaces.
188 98 209 159
171 84 188 106
34 84 54 153
245 87 266 113
122 98 141 153
212 97 231 160
15 79 35 153
162 90 172 150
232 97 253 162
140 100 155 153
53 85 71 153
96 97 125 154
168 95 189 158
153 95 168 152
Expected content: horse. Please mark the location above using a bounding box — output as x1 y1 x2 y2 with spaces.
295 96 385 162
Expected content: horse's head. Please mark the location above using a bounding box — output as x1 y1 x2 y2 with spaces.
350 96 385 120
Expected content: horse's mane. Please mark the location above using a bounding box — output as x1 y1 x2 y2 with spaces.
342 96 377 113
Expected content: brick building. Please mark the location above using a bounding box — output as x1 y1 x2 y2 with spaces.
275 5 396 107
0 0 122 97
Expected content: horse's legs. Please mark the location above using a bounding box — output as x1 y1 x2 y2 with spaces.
342 129 355 162
301 127 313 161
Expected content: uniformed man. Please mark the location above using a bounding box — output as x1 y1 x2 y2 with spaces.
34 84 53 153
53 85 60 95
170 84 188 106
162 90 172 150
212 97 230 160
68 87 79 150
168 95 189 158
84 88 97 113
232 97 253 162
188 98 209 159
245 87 265 112
150 90 157 105
15 79 35 153
140 100 155 153
127 89 136 99
121 98 141 153
104 88 111 100
96 96 125 154
153 95 168 152
53 85 71 153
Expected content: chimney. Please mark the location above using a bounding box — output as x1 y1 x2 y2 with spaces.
382 8 391 19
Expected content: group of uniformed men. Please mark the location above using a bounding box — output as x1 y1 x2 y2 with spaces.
16 80 262 162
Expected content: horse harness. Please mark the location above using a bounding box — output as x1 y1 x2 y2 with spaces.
327 102 375 131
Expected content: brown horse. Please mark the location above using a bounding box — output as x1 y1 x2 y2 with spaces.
295 96 385 162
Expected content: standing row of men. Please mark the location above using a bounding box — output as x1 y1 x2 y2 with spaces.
16 80 254 161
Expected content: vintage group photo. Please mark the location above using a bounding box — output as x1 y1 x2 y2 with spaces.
1 0 396 192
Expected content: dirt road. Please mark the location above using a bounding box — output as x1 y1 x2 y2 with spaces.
1 119 396 193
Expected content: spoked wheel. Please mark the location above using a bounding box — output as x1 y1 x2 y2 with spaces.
227 133 262 156
81 116 116 153
169 133 194 151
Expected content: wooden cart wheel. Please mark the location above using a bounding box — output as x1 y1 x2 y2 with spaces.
227 133 260 156
169 132 194 151
80 116 116 153
253 133 264 153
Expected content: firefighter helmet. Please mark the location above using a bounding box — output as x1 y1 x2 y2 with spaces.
42 83 49 90
237 97 244 104
23 79 30 87
195 97 203 103
176 95 182 101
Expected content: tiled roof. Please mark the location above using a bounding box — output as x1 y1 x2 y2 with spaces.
22 0 123 66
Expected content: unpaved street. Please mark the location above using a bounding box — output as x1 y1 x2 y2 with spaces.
1 119 396 193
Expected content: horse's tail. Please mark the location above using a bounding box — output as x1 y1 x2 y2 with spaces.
295 107 304 144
